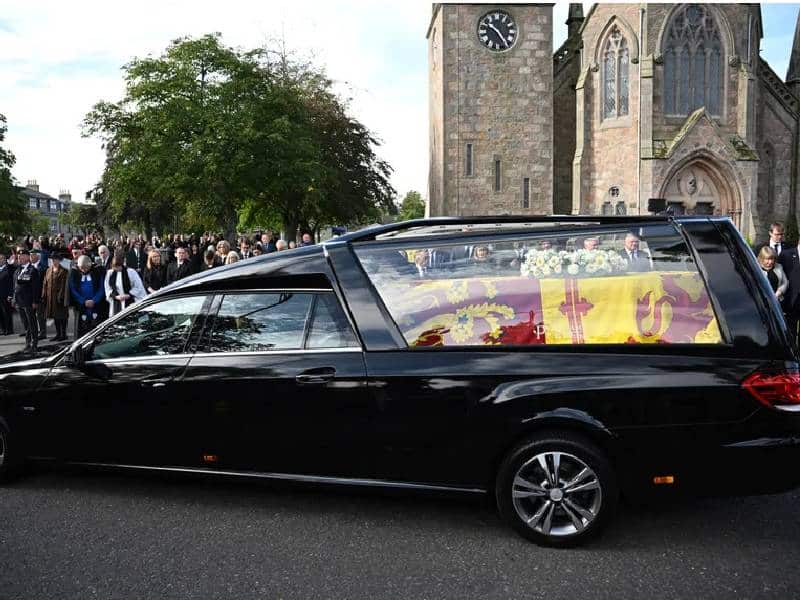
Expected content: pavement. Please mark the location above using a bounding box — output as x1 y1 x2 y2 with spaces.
0 311 75 356
0 469 799 600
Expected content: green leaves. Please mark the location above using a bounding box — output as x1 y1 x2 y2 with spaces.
83 34 395 239
398 191 426 221
0 113 30 237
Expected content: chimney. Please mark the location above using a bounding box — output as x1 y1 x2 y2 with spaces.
59 189 72 204
27 179 39 192
566 3 585 40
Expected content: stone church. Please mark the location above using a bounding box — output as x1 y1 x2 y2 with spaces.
427 3 800 242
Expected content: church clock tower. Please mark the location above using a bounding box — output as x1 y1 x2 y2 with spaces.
427 4 554 217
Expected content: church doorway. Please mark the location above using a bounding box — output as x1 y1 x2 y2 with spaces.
659 157 742 228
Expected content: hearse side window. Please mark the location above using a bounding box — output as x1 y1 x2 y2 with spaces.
354 225 723 348
92 296 208 360
207 293 312 353
306 293 360 349
202 292 359 353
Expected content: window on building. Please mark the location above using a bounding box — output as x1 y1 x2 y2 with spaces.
601 201 613 216
663 4 724 116
602 26 629 119
494 159 501 192
615 201 627 215
29 198 38 210
522 178 530 209
465 143 473 176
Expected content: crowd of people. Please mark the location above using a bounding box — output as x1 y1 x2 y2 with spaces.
0 230 316 353
754 221 800 344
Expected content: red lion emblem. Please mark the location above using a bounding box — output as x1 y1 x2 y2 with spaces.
636 275 714 343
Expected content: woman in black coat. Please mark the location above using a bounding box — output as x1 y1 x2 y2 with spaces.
142 250 167 294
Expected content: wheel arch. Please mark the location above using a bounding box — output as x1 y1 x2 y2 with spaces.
488 409 620 491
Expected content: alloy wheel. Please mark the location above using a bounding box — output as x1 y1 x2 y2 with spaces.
511 451 602 537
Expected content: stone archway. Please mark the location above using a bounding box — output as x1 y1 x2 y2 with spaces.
659 156 742 228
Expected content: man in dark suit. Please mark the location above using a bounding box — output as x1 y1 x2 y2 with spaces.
619 232 651 272
97 244 112 271
239 238 253 260
13 249 42 353
167 246 194 284
779 240 800 345
0 250 14 334
126 241 147 272
29 247 48 339
754 222 786 258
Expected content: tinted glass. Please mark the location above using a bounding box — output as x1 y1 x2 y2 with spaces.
307 293 360 349
92 296 207 360
355 225 723 347
207 293 312 353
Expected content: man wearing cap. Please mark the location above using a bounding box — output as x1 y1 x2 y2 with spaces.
12 249 42 353
0 250 14 335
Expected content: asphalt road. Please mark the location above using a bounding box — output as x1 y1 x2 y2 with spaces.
1 467 799 600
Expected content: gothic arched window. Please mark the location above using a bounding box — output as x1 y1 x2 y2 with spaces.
663 4 724 116
602 26 629 119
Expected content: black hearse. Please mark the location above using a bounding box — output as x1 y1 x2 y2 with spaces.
1 216 798 546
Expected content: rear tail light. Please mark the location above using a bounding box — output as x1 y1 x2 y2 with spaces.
742 371 800 412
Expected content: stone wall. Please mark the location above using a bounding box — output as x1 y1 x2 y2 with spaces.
553 39 579 214
756 86 797 239
428 7 445 216
433 3 553 216
576 4 642 215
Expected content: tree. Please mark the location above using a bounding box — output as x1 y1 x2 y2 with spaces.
63 202 102 236
398 190 425 221
84 34 395 241
0 114 30 236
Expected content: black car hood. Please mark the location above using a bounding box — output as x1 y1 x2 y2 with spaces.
0 342 70 373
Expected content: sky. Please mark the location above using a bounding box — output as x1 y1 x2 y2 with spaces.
1 1 799 206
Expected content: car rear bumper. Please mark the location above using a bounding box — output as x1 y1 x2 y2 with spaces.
617 428 800 500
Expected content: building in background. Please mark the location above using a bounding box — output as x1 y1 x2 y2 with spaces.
20 180 73 236
429 3 800 243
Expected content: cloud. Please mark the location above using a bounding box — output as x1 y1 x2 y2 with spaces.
2 0 431 205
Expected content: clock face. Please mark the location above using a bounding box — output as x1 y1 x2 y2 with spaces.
477 11 518 52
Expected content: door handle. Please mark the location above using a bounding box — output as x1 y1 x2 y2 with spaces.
295 367 336 385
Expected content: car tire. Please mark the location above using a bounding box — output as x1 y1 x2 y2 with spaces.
495 431 619 547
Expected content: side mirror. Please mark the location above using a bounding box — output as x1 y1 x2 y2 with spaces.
68 342 92 369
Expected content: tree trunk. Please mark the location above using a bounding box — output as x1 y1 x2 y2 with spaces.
282 217 298 244
143 212 152 241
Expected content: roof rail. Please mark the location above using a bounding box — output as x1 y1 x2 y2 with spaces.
338 215 680 243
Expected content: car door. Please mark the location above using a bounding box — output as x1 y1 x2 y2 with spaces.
35 294 211 466
181 289 373 477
